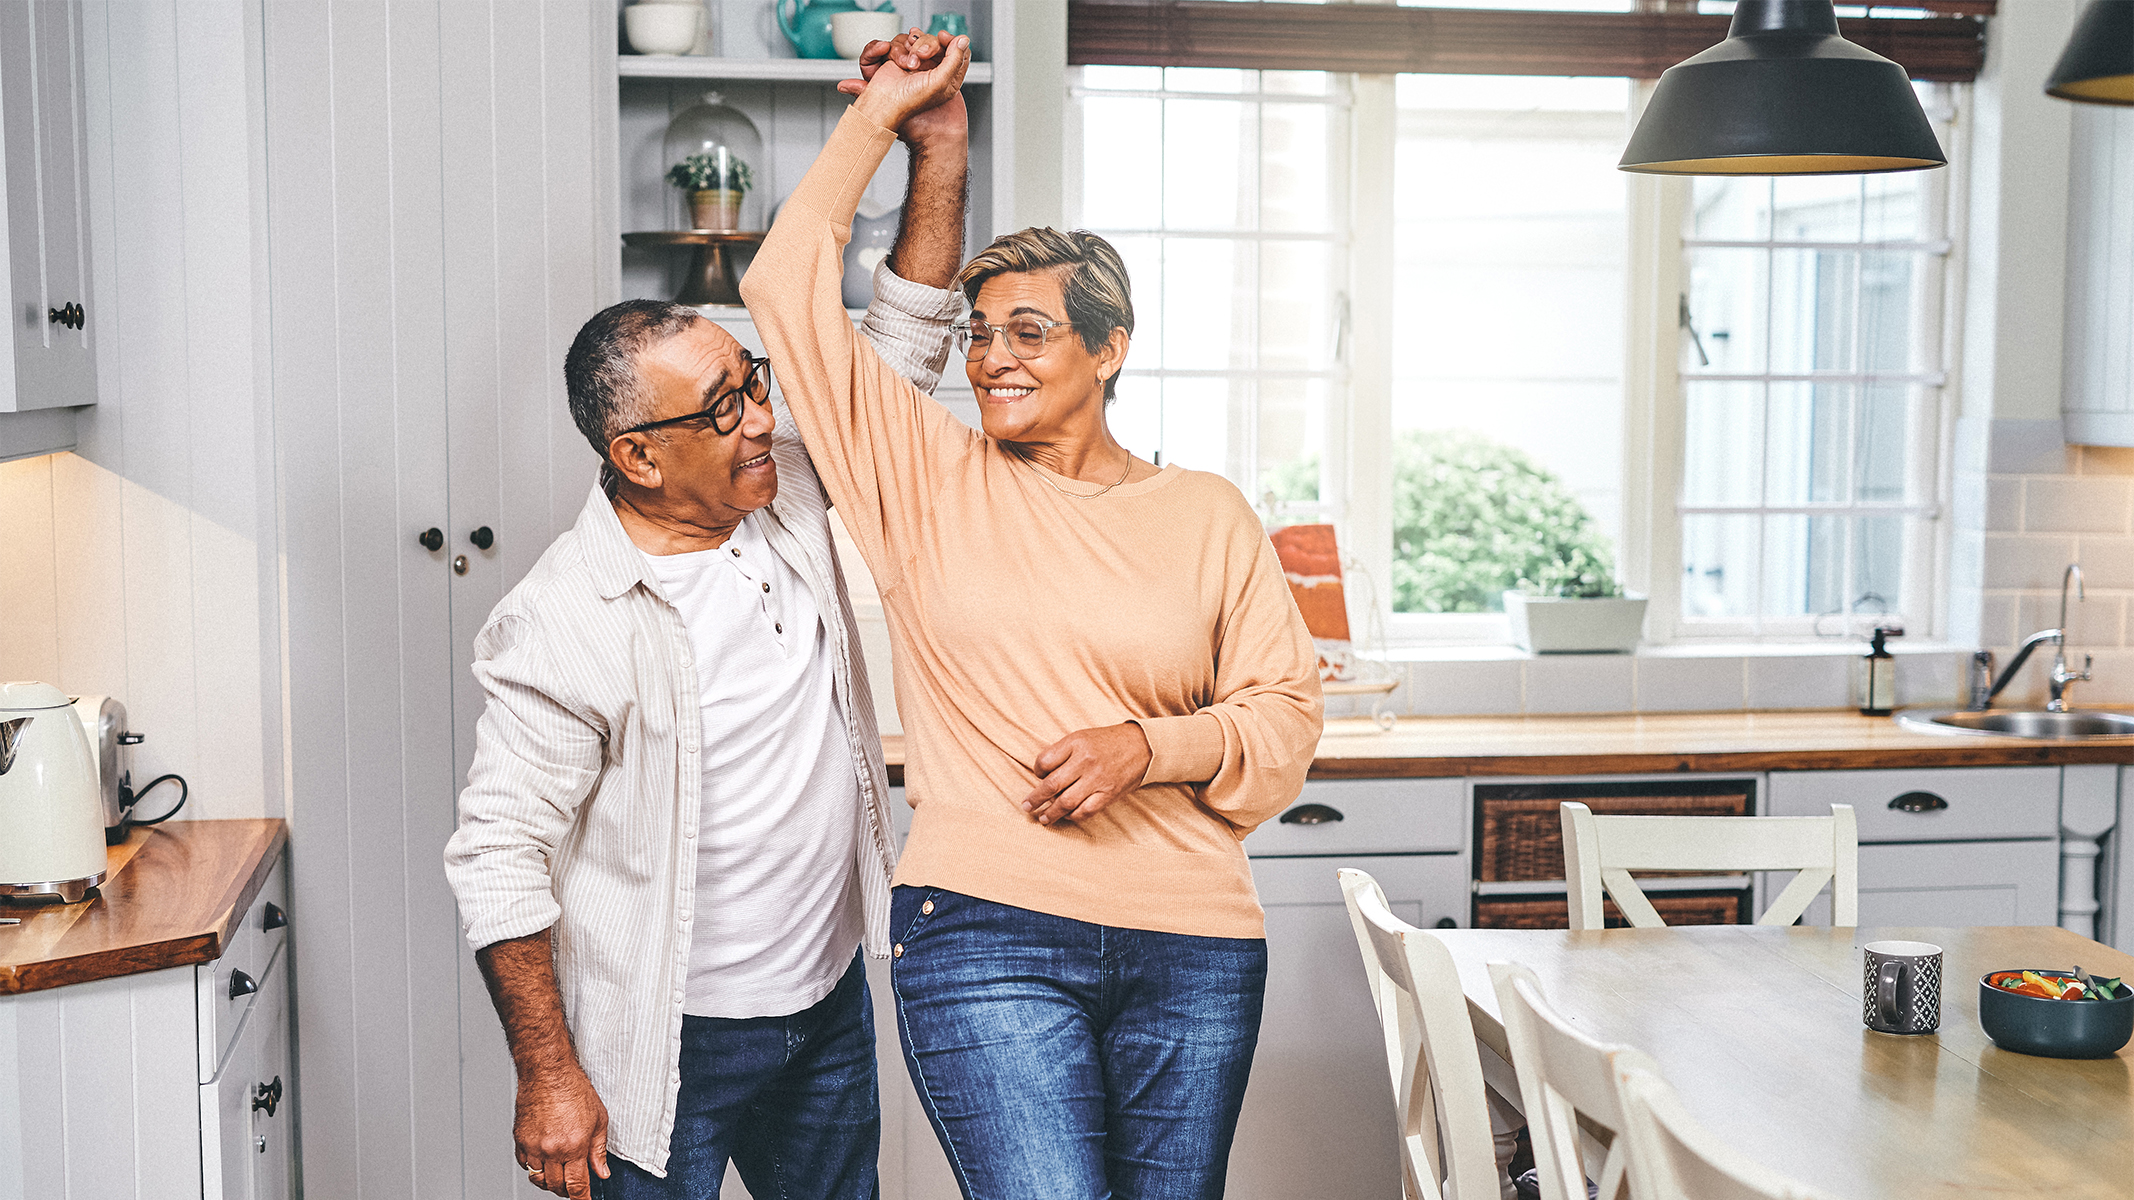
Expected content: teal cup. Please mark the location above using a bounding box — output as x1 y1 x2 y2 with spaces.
926 13 968 39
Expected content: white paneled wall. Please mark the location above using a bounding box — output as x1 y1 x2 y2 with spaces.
0 0 278 824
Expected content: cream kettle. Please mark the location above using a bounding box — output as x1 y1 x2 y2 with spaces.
0 681 107 904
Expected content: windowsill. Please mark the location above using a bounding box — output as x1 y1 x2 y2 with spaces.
1369 641 1968 665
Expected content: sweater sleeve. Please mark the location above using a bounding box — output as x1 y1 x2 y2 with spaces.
740 108 978 594
1130 502 1324 833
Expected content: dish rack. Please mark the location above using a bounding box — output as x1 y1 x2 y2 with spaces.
1319 556 1399 732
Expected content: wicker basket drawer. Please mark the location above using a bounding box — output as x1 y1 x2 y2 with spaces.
1475 889 1748 929
1474 780 1755 883
1245 778 1465 857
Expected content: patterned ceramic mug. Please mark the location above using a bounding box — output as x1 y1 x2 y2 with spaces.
1863 940 1943 1035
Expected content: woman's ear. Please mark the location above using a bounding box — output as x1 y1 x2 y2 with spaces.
1095 326 1130 383
607 432 664 491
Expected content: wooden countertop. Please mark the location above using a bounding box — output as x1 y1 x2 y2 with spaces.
0 818 286 996
881 710 2134 784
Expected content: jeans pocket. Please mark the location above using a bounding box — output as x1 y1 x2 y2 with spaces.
892 885 942 946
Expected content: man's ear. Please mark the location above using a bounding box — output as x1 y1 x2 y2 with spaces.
608 432 664 491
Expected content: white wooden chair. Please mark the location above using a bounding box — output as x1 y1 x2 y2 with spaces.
1487 960 1654 1200
1337 868 1511 1200
1616 1066 1838 1200
1559 802 1858 930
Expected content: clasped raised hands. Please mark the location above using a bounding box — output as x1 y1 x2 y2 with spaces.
838 28 971 136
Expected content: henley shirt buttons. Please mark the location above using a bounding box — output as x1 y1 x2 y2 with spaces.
762 582 770 593
775 622 783 634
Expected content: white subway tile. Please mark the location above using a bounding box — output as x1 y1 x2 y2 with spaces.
2015 592 2125 648
2024 477 2132 534
1744 653 1854 710
1985 478 2023 532
2073 536 2134 590
1977 593 2019 649
1632 655 1746 712
1982 534 2080 590
1893 651 1966 709
1407 658 1525 717
1523 654 1635 715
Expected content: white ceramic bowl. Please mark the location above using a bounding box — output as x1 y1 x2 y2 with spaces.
831 11 899 60
624 3 700 56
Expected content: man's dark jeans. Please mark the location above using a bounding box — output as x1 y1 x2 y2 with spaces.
598 951 879 1200
889 885 1267 1200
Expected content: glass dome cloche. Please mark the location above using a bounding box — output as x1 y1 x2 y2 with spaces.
663 91 765 233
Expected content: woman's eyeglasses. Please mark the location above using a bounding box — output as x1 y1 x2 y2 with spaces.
956 316 1074 361
619 354 773 438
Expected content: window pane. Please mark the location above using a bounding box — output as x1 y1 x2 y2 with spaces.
1261 70 1332 97
1853 515 1906 621
1765 382 1852 506
1762 513 1847 619
1682 382 1763 507
1165 67 1252 94
1080 98 1163 229
1863 171 1924 242
1259 241 1338 371
1160 376 1245 479
1683 514 1757 620
1164 101 1254 231
1081 66 1162 91
1110 374 1163 465
1683 248 1767 374
1110 236 1165 367
1261 103 1341 233
1855 385 1911 504
1161 239 1252 370
1858 250 1917 375
1771 175 1862 242
1258 377 1329 515
1691 177 1771 242
1768 248 1856 375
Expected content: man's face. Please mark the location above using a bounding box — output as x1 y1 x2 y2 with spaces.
622 321 778 522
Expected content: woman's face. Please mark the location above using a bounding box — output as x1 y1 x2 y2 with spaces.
964 270 1124 445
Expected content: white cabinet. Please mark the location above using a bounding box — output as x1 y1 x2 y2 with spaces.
0 0 98 461
1769 767 2063 927
1 855 292 1200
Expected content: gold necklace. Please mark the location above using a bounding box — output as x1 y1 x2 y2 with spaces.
1024 451 1134 499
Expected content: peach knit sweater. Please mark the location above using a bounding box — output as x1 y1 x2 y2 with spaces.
741 110 1323 938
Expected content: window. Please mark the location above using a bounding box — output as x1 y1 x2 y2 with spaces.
1068 66 1350 518
1663 85 1958 640
1068 61 1965 649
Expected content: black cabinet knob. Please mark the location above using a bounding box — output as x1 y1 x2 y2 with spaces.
228 968 258 1000
418 528 444 552
469 526 494 550
1889 791 1949 813
46 302 84 330
263 901 287 931
252 1075 282 1116
1434 917 1458 929
1277 803 1345 826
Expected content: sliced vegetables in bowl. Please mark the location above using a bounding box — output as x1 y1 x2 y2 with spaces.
1986 969 2125 1001
1978 968 2134 1058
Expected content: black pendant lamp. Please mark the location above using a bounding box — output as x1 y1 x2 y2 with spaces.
2046 0 2134 106
1619 0 1946 176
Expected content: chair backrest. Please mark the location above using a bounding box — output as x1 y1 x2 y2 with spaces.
1559 802 1858 930
1487 960 1653 1200
1616 1066 1837 1200
1337 868 1503 1200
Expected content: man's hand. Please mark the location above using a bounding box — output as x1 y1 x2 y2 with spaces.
517 1065 611 1199
476 931 611 1199
1021 723 1154 826
839 31 968 148
838 28 970 134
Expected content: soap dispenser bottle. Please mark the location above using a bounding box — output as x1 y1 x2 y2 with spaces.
1858 626 1901 715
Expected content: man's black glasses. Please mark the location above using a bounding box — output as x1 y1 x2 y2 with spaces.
619 354 772 439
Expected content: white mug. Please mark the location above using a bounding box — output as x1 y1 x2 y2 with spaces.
831 10 899 60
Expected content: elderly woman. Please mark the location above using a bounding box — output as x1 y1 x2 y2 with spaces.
740 38 1323 1200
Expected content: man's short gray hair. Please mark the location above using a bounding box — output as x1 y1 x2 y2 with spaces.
956 228 1134 402
564 299 702 489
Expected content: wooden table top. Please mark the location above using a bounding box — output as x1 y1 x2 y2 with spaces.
0 818 286 996
1435 925 2134 1199
881 710 2134 785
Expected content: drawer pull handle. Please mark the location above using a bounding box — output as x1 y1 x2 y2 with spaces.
229 968 258 1000
1889 791 1949 813
1435 917 1458 929
1278 803 1344 826
252 1075 282 1117
263 902 287 931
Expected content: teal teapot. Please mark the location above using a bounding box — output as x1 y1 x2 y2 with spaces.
776 0 861 59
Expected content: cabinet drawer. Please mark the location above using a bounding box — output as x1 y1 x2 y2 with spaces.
1243 778 1465 857
1767 768 2059 843
198 856 289 1082
1795 838 2062 927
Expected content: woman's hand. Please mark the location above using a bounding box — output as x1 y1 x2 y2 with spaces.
1022 723 1153 826
843 29 970 135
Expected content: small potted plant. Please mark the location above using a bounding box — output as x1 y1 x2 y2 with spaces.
1502 549 1648 654
666 150 754 232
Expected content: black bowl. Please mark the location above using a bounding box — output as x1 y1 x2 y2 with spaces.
1977 971 2134 1059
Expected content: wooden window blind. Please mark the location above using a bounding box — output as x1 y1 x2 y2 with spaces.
1066 2 1991 82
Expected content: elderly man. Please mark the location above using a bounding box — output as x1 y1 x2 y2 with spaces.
442 37 970 1200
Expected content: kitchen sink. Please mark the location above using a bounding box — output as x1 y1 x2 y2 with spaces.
1897 709 2134 739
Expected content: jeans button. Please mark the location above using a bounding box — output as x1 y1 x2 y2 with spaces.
893 943 904 958
921 900 934 915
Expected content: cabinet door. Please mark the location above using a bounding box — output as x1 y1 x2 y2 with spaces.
1795 839 2062 927
1228 854 1470 1200
0 0 96 413
250 949 293 1200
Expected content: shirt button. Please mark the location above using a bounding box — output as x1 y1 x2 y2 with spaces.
731 547 741 557
775 622 783 634
762 582 770 593
921 900 934 915
892 943 904 958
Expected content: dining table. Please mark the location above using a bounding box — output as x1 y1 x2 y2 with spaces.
1433 924 2134 1199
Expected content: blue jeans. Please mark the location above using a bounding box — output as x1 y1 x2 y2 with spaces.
888 886 1268 1200
597 951 879 1200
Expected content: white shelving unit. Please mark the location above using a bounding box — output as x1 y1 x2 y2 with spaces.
620 55 995 83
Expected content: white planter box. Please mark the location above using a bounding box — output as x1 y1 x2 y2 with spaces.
1504 592 1648 654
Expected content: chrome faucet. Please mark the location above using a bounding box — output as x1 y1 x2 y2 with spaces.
1974 563 2091 711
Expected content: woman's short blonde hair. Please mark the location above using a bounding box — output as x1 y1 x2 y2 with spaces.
957 228 1133 401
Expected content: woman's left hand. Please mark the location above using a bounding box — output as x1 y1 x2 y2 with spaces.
1021 723 1152 826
